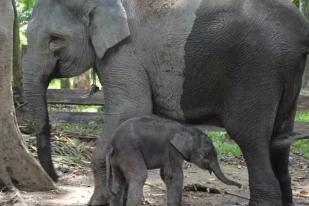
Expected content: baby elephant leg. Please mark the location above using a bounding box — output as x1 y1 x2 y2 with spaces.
160 168 184 206
120 154 147 206
109 166 126 206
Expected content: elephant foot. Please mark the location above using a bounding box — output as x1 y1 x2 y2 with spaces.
44 166 58 182
88 192 109 206
281 195 294 206
282 202 294 206
248 192 283 206
248 199 282 206
50 171 59 182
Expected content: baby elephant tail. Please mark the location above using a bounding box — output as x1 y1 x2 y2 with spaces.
271 132 309 148
106 147 115 197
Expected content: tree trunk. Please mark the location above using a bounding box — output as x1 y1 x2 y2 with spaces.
300 0 309 17
300 0 309 90
12 0 22 103
0 0 55 201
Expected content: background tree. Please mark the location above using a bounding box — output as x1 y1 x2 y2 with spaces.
12 0 22 103
300 0 309 16
0 0 54 204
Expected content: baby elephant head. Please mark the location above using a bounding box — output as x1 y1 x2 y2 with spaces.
170 130 241 188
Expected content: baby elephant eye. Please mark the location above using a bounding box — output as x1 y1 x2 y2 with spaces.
200 154 206 159
200 151 210 159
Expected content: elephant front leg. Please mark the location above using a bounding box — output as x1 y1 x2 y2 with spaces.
37 131 58 181
88 115 120 206
88 55 153 205
160 168 184 206
88 114 132 205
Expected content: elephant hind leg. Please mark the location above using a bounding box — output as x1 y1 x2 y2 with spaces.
109 165 126 206
224 106 282 205
271 117 295 206
235 138 282 206
119 153 148 206
270 145 293 206
270 99 297 206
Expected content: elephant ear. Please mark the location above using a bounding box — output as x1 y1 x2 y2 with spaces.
89 0 130 58
170 132 193 161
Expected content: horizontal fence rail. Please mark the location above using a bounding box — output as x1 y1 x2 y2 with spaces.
47 89 104 105
16 89 309 125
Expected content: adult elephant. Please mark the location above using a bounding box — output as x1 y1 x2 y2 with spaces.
22 0 309 205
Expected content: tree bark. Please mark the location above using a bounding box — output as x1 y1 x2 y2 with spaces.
12 0 22 102
0 0 55 198
300 0 309 17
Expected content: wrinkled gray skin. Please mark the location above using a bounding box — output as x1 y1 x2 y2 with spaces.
106 116 241 206
22 0 309 205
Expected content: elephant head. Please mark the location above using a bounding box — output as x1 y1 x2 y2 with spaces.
170 131 241 188
22 0 130 180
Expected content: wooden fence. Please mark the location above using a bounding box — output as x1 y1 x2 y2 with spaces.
16 89 309 124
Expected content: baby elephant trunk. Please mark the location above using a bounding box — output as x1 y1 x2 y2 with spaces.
209 161 241 188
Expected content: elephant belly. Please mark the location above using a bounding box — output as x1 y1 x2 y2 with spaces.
143 0 203 120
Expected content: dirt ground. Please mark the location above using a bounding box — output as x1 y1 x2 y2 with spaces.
1 154 308 206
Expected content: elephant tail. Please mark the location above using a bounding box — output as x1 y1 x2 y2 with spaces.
271 132 309 148
106 147 115 197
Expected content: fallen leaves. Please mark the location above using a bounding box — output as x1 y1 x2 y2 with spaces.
294 186 309 198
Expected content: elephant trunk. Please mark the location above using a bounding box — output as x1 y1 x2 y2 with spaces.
209 160 241 188
22 59 58 181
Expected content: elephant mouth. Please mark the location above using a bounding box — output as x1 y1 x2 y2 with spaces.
203 162 212 173
208 168 213 175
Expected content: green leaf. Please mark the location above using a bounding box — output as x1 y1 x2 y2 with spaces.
19 0 36 10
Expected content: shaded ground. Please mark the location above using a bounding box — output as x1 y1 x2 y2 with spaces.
1 154 308 206
5 108 309 205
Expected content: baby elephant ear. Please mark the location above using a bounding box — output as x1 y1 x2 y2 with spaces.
170 132 193 161
89 0 130 58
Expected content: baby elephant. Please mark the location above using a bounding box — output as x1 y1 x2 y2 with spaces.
106 115 241 206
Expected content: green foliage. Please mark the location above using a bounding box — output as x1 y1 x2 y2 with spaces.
17 0 36 26
24 135 92 167
52 138 91 167
293 0 299 7
293 110 309 158
53 121 104 135
292 140 309 158
204 107 309 159
19 0 36 10
49 104 104 113
207 131 242 158
17 0 36 45
295 110 309 122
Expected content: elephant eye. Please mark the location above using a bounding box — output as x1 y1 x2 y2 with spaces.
49 35 65 52
50 35 61 41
